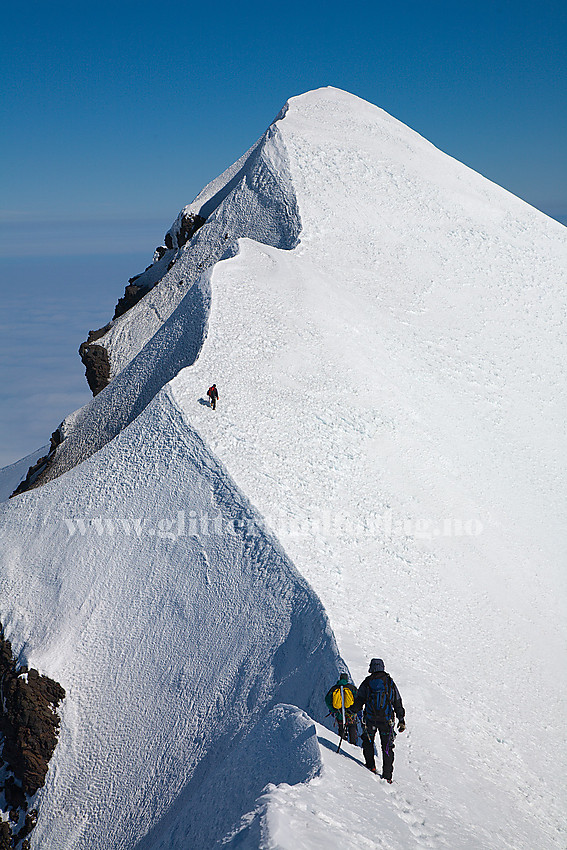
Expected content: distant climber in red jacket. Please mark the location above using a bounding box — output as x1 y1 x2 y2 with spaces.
207 384 219 410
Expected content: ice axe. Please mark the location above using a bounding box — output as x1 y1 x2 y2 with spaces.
336 684 346 753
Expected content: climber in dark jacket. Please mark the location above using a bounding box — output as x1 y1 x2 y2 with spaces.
353 658 405 781
207 384 219 410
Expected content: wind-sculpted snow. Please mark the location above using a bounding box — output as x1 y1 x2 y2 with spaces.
136 704 322 849
21 123 302 493
0 387 343 848
94 123 301 383
167 88 567 847
28 274 211 488
23 123 301 494
2 86 566 848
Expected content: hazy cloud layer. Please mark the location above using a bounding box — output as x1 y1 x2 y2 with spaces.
0 249 150 467
0 216 171 257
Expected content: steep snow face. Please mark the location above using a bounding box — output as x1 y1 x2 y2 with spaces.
23 123 302 491
137 703 323 850
0 386 343 848
94 123 301 383
2 86 566 849
28 273 212 487
166 89 567 846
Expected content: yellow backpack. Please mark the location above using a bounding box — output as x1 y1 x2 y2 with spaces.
332 685 354 710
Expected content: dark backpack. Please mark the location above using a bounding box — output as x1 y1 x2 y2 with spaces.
366 675 394 720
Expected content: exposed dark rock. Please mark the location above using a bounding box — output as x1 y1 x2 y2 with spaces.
80 343 110 396
110 215 204 323
165 212 206 251
78 324 112 396
113 283 147 320
16 810 37 843
176 212 206 247
10 455 48 497
4 776 26 812
10 428 62 498
0 625 65 850
0 626 65 848
11 210 207 497
49 429 61 453
82 323 112 346
0 821 13 850
91 214 206 349
0 626 65 795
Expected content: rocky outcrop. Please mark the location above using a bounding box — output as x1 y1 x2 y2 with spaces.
0 624 65 848
112 214 206 324
10 428 62 498
78 324 112 396
165 211 206 250
113 282 147 320
0 822 12 850
78 213 207 397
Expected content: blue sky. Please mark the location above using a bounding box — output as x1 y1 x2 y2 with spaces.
2 0 566 228
0 0 565 466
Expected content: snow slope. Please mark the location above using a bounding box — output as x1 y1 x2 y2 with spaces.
29 120 301 490
91 119 300 383
168 89 566 847
1 87 566 848
235 722 492 850
0 385 343 848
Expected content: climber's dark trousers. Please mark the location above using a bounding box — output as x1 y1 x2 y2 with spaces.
361 720 396 779
338 719 358 744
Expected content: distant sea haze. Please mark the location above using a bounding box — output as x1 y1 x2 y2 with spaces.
0 204 564 469
0 248 152 467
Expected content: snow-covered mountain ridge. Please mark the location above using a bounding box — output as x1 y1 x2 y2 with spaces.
1 385 344 848
79 118 301 391
1 87 566 848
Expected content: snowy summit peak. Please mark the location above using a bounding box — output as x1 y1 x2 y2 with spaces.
1 87 566 850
